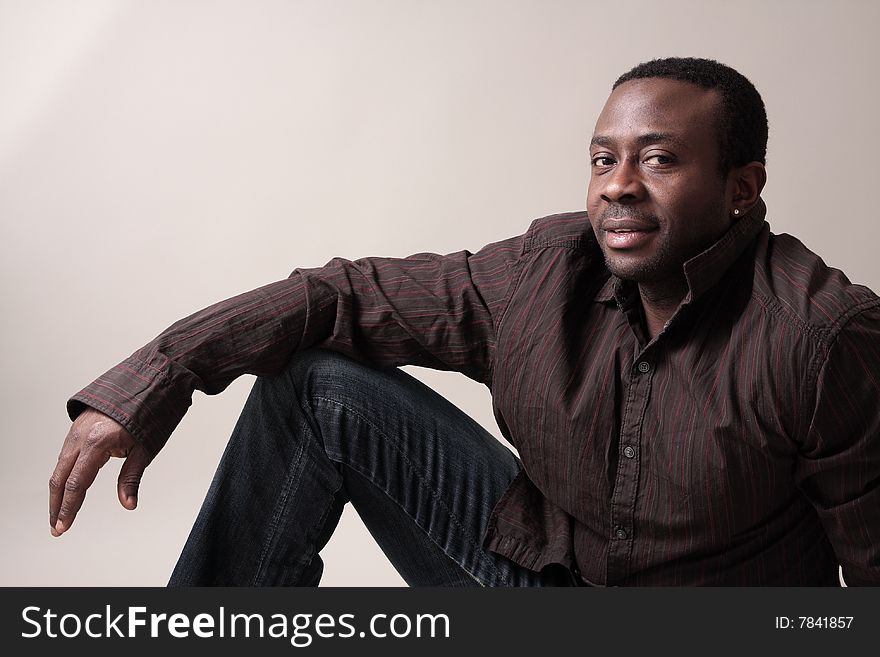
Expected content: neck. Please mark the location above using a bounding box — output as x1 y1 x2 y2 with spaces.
637 276 688 339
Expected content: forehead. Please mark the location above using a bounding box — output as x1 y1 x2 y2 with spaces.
592 78 720 147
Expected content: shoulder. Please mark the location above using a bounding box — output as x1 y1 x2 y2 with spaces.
752 229 880 346
735 227 880 440
523 211 595 253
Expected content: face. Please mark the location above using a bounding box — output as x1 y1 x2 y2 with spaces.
587 78 732 283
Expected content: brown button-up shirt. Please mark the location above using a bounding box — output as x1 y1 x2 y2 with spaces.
68 200 880 585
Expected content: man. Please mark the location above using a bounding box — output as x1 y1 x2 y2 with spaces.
49 57 880 586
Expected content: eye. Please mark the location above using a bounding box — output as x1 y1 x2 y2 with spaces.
591 155 616 167
644 153 675 166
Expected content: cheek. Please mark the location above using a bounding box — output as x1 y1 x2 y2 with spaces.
586 181 602 212
642 178 679 206
649 179 709 221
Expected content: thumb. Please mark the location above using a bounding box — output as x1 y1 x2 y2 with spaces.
117 445 151 510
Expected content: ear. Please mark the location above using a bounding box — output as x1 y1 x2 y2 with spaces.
726 161 767 219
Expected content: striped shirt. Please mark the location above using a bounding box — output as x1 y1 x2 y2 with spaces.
68 199 880 585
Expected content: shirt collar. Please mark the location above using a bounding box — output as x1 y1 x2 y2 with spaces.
593 198 768 305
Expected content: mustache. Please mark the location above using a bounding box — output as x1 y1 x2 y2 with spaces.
598 205 660 226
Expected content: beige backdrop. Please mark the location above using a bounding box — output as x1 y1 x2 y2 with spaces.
1 0 878 586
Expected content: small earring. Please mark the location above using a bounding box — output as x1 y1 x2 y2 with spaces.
733 208 740 215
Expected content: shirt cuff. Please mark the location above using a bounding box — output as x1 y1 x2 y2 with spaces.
66 349 195 459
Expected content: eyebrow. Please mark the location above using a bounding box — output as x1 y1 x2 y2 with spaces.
590 132 686 149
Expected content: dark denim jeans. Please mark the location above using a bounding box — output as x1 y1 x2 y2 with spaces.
168 350 574 587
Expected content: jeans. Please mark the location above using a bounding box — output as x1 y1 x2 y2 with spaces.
168 349 574 586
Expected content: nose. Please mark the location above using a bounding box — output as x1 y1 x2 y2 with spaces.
598 158 645 205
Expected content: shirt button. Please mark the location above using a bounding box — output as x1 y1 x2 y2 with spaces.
615 527 628 540
623 445 635 459
636 361 651 373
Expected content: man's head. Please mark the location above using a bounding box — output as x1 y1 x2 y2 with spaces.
587 57 768 285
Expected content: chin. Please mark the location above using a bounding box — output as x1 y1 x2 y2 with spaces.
603 254 662 283
601 239 683 283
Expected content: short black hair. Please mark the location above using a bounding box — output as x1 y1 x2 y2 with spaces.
613 57 768 176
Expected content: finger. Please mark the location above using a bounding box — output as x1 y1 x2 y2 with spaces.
117 445 151 510
49 453 77 537
55 445 112 535
49 426 83 536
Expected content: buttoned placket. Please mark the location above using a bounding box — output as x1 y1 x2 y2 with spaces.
606 346 654 583
604 279 668 584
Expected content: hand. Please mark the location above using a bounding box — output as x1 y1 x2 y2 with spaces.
49 407 152 536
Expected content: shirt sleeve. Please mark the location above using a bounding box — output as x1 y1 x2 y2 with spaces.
66 233 526 458
795 301 880 585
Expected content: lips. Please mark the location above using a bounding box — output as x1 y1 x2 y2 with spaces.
601 217 658 250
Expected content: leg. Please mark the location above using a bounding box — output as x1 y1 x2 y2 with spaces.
168 349 570 587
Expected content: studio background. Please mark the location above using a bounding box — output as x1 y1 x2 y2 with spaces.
1 0 878 586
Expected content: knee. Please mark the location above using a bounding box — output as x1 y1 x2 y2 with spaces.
266 349 382 402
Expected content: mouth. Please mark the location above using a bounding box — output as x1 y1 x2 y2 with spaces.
601 220 659 250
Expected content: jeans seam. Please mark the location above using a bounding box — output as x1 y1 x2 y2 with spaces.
251 433 307 586
344 463 484 587
312 394 499 586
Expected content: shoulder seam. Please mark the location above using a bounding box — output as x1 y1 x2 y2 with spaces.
824 297 880 338
522 211 591 254
807 297 880 382
751 290 830 347
523 237 588 252
487 253 529 383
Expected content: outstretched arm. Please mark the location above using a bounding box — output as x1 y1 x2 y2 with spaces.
50 232 526 536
